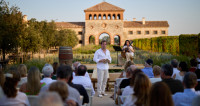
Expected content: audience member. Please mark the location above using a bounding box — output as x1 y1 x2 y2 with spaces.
190 58 198 72
173 61 188 82
68 73 89 104
148 82 174 106
40 64 55 85
122 69 143 99
49 81 76 106
119 61 134 78
72 62 90 79
0 64 2 71
20 66 45 95
40 65 81 106
161 64 184 94
17 64 28 88
171 59 179 77
119 65 133 90
37 92 63 106
0 67 29 105
0 70 5 87
173 72 200 106
52 62 59 80
142 59 154 78
123 73 151 106
72 65 95 96
52 62 59 75
150 65 162 84
197 53 200 69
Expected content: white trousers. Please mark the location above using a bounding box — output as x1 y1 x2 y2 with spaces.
97 68 108 95
118 52 134 65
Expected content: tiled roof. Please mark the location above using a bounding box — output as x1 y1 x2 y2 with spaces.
84 2 125 12
124 21 169 27
55 22 85 28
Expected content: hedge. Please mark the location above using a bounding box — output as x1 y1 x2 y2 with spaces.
133 36 179 55
133 34 200 57
179 34 199 57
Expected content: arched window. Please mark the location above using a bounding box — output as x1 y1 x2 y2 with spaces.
89 35 95 44
113 14 116 20
89 14 92 20
94 14 97 20
98 14 102 20
99 33 110 44
114 35 120 45
117 14 120 20
108 14 111 20
103 14 106 20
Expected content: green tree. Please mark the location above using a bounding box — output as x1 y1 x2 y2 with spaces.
20 18 43 54
40 20 56 51
56 29 78 48
0 0 25 61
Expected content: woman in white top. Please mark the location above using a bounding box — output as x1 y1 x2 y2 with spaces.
173 61 188 82
0 67 29 106
118 40 135 65
123 73 151 106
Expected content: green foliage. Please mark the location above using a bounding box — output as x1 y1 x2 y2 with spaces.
55 29 78 48
0 0 25 60
133 36 179 55
179 34 199 57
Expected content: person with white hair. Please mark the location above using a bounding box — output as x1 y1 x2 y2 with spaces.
72 62 90 79
40 63 56 85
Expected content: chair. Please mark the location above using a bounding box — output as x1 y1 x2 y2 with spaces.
114 78 126 100
85 88 93 106
27 95 38 106
118 95 128 106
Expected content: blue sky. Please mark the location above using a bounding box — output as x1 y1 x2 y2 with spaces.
6 0 200 35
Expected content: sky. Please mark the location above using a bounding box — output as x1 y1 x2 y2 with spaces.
5 0 200 36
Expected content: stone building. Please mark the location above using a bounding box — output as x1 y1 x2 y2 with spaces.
55 2 169 46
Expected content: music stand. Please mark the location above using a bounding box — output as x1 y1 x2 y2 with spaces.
113 46 122 67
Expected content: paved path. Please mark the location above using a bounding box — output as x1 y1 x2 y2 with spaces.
92 91 116 106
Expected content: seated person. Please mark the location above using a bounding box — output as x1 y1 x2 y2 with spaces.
72 65 95 96
161 64 184 94
117 65 137 95
173 61 188 82
121 69 143 103
40 64 56 85
173 72 200 106
37 92 63 106
142 59 154 78
72 62 90 79
123 73 151 106
118 40 134 65
119 61 134 78
40 65 81 106
20 67 46 95
150 65 162 84
49 81 76 106
189 58 197 72
68 74 89 104
0 67 29 105
17 64 28 88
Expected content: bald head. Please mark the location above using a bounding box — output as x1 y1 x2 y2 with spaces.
130 65 137 72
